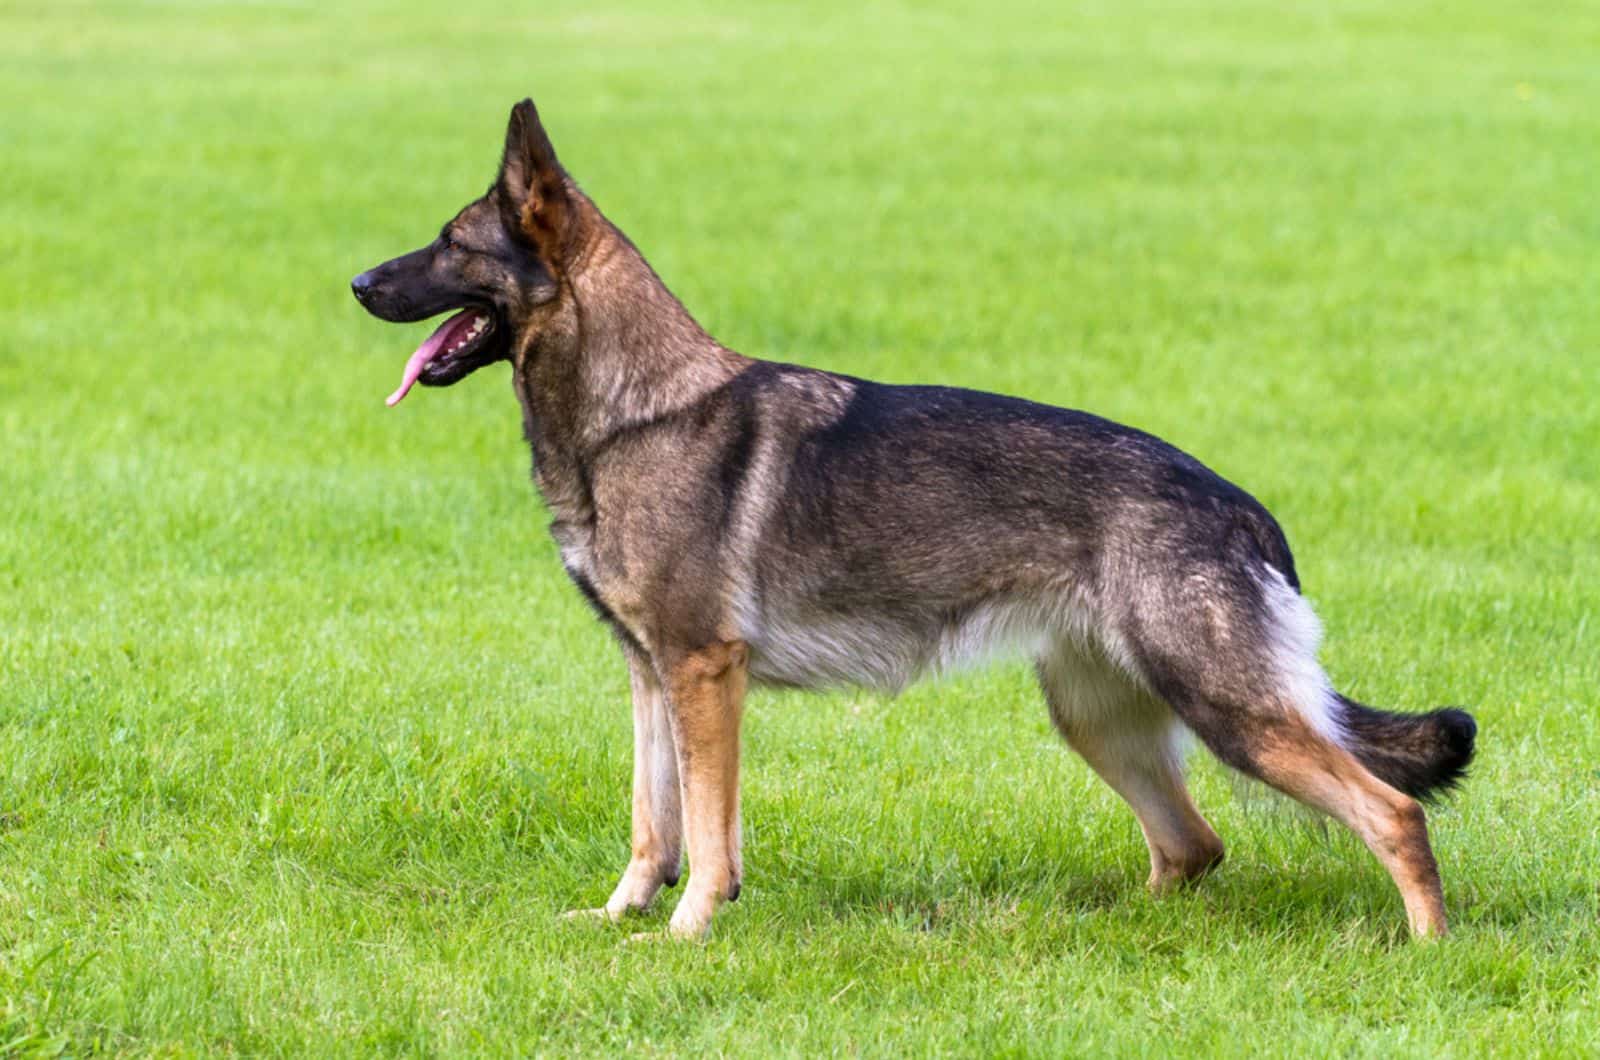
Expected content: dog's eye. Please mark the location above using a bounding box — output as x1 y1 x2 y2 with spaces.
439 233 458 250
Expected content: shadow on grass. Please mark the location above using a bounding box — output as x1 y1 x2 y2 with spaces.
744 849 1501 944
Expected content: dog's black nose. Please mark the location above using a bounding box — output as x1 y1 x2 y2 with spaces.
350 271 375 302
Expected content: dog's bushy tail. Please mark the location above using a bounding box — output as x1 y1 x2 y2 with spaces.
1336 696 1477 801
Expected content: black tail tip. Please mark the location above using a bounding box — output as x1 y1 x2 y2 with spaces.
1337 696 1478 802
1436 707 1477 760
1419 706 1477 801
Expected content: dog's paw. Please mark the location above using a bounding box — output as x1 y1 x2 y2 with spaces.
624 926 706 944
665 898 717 940
560 906 622 923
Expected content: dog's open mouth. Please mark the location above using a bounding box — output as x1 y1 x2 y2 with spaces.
385 307 501 407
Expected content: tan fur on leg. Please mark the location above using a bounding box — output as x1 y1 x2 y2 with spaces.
1069 727 1226 892
661 640 747 939
1249 721 1449 937
1037 651 1224 891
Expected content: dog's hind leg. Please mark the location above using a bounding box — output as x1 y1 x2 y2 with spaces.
565 646 683 922
1037 648 1224 891
1173 699 1448 936
1133 565 1451 937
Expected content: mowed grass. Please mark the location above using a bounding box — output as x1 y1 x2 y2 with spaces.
3 0 1598 1053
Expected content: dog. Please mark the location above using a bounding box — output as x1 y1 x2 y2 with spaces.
351 99 1475 940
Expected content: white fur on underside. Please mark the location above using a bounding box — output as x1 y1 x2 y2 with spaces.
736 588 1140 696
736 567 1349 753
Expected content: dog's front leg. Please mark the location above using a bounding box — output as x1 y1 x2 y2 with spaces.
659 640 747 940
566 647 683 921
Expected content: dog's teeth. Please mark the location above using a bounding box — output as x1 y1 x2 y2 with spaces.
442 313 489 356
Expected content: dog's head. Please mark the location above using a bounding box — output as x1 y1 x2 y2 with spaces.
352 99 577 405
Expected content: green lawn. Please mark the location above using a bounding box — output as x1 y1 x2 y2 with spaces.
3 0 1598 1054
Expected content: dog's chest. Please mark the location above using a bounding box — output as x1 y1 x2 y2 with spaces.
550 518 603 598
549 518 646 642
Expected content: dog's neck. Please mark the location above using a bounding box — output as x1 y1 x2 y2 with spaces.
512 192 748 522
568 210 748 444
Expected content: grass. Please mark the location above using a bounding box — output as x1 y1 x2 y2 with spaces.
3 0 1598 1053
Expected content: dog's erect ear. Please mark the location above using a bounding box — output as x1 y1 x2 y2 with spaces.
498 98 572 269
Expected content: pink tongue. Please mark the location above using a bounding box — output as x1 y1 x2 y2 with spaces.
384 309 480 407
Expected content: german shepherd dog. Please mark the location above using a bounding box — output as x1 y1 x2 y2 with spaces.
352 100 1476 940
